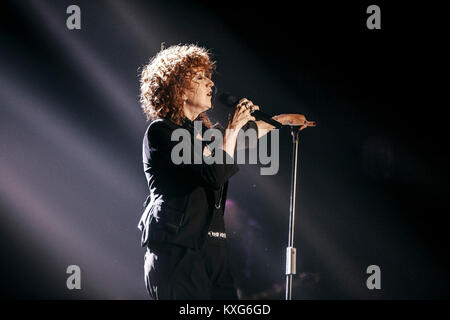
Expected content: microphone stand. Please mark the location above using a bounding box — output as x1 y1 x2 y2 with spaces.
285 125 301 300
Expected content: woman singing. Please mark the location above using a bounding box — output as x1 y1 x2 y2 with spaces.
138 44 314 299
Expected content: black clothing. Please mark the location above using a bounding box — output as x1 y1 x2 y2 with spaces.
138 116 258 299
144 237 237 300
138 117 239 249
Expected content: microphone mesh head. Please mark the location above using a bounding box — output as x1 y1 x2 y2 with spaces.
218 92 238 107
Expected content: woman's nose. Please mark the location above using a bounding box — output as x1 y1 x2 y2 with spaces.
208 79 214 87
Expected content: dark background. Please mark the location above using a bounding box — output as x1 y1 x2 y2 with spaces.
0 0 448 299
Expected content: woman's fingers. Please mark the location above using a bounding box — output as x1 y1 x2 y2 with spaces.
238 98 249 105
236 98 262 115
239 109 251 122
299 120 316 129
289 114 316 127
242 109 255 124
230 103 254 128
237 98 255 109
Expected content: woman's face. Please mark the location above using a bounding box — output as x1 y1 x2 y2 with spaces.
183 69 214 115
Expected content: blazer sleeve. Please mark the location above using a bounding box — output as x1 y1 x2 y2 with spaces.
147 121 240 190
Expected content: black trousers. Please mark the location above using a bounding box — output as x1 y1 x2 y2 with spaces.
144 237 238 300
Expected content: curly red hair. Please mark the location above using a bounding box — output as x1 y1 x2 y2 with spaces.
139 44 216 128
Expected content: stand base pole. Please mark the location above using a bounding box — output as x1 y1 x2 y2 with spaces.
285 126 301 300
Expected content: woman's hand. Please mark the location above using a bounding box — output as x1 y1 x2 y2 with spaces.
222 98 257 158
226 98 257 130
273 114 316 131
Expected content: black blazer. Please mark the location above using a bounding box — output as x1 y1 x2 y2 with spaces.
138 118 256 249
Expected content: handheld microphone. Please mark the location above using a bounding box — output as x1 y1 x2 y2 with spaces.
218 92 283 129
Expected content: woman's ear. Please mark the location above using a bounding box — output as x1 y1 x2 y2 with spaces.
182 92 189 104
